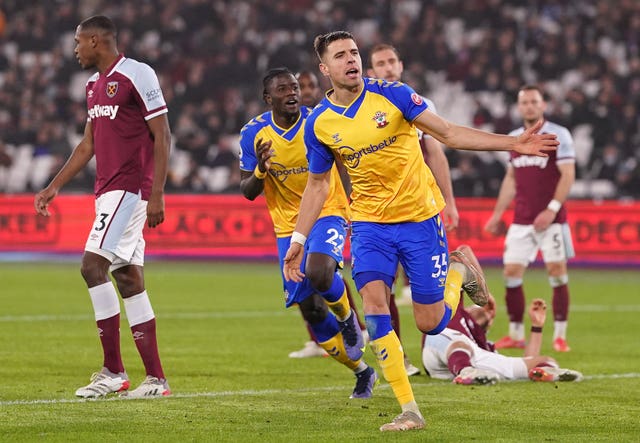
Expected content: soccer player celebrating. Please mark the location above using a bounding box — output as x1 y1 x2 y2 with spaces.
368 43 460 376
422 292 582 384
239 67 377 399
283 31 558 432
34 16 171 398
485 85 576 352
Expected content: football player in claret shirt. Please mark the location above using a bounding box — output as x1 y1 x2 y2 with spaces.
283 31 558 432
421 293 582 384
35 15 171 398
239 67 377 399
485 85 576 353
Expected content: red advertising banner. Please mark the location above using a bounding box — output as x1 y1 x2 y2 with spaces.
1 194 638 265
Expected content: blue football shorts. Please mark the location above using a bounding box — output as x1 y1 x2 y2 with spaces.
350 215 449 305
277 215 347 308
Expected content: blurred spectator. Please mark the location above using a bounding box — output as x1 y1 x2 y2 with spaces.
0 0 638 200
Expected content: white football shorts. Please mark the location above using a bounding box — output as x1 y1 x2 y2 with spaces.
85 190 147 270
422 329 528 381
503 223 575 266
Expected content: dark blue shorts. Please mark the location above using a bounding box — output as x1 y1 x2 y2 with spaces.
350 215 448 304
277 216 347 307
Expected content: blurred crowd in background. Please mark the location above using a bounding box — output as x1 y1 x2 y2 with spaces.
0 0 639 199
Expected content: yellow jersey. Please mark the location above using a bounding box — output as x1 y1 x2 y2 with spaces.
304 78 445 223
239 106 350 237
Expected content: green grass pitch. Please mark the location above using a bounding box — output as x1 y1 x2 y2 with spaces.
0 261 638 442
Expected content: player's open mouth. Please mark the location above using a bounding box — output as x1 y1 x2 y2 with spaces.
346 68 359 78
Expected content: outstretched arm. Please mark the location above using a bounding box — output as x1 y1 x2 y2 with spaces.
34 121 94 216
414 111 558 157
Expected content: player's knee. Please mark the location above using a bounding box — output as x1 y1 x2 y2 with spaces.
505 277 523 288
299 294 328 323
305 266 334 293
112 268 145 297
548 274 568 288
80 261 109 286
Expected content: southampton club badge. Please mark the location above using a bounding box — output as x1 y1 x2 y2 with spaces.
106 81 119 98
372 111 389 128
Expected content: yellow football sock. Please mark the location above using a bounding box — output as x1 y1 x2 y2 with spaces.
370 330 414 406
325 289 351 322
443 266 463 319
318 332 360 370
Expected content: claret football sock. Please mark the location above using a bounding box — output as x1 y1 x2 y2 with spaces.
89 282 124 374
124 291 164 379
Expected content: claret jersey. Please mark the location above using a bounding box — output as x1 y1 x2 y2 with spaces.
508 120 575 224
304 78 444 223
239 106 350 238
86 54 167 199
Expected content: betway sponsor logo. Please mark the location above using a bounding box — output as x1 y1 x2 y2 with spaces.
88 104 119 120
269 163 308 182
338 135 396 168
512 155 549 169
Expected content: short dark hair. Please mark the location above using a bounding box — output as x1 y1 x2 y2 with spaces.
262 67 294 98
79 15 117 36
369 43 400 66
518 84 546 100
313 31 355 60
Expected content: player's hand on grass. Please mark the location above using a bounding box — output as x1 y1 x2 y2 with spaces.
528 298 547 326
514 119 559 157
283 243 305 282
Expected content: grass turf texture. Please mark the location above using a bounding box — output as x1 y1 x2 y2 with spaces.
0 261 638 442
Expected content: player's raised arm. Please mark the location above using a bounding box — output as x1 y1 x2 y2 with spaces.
34 121 95 216
414 111 558 157
283 169 331 282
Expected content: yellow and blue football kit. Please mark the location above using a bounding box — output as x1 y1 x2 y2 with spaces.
304 78 448 304
239 106 364 368
304 79 462 411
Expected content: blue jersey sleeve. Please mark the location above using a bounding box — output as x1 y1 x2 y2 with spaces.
239 122 259 172
371 79 429 122
304 109 334 174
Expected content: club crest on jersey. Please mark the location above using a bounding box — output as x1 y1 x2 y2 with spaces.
372 111 389 128
106 81 118 98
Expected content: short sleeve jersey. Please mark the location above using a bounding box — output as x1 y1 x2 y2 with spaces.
447 307 494 352
86 54 168 199
508 120 575 224
239 106 350 238
304 78 444 223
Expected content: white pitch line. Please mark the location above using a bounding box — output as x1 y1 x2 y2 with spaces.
1 373 639 407
0 310 294 323
1 305 639 323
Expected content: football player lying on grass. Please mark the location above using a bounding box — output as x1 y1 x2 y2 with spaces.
422 294 582 384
